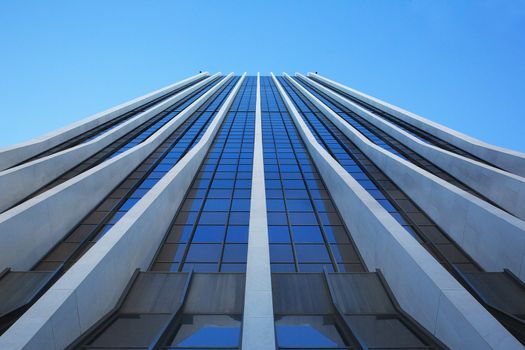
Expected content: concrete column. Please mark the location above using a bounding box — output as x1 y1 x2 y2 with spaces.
0 74 247 350
0 73 221 213
285 73 525 282
241 73 276 350
0 74 232 271
307 72 525 177
0 72 209 171
272 73 521 350
298 73 525 221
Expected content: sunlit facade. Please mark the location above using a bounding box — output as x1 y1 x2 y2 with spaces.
0 72 524 349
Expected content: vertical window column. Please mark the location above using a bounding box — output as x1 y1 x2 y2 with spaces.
262 77 365 273
150 77 256 273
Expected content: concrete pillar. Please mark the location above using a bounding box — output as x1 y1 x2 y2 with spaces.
298 73 525 221
241 73 276 350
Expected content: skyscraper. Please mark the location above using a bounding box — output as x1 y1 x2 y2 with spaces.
0 72 524 349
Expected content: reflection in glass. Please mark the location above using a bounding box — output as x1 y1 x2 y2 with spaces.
171 315 241 348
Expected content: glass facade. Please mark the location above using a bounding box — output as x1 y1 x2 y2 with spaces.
2 73 523 349
261 76 364 273
152 76 256 273
276 77 525 342
33 76 238 272
279 76 483 270
293 76 498 207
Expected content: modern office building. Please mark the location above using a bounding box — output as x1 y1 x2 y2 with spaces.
0 72 524 349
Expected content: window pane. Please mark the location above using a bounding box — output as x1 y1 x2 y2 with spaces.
275 315 346 348
271 263 296 272
270 244 294 263
90 314 170 348
268 226 291 243
225 225 248 243
185 244 221 263
286 199 313 212
346 315 425 348
171 315 241 348
222 244 248 263
192 226 225 243
203 199 230 211
291 226 324 243
199 212 228 225
295 244 331 263
289 212 318 225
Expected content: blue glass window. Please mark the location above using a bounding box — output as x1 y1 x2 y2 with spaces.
261 76 363 273
152 77 256 272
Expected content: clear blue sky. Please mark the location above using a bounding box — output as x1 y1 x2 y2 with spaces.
1 1 524 151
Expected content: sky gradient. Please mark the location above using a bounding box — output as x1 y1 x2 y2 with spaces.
1 1 524 152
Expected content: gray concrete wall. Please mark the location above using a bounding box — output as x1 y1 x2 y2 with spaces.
274 73 521 349
0 74 220 213
0 73 208 171
286 73 525 283
298 74 525 221
0 73 245 350
307 72 525 177
0 74 232 272
242 73 276 350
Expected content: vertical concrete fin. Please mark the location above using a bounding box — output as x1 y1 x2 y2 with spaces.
287 73 525 280
0 74 232 271
295 73 525 221
242 73 276 350
0 74 246 350
0 72 210 171
0 73 223 214
273 73 521 350
306 72 525 177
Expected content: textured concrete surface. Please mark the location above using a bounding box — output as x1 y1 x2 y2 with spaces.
242 73 276 350
299 73 525 220
0 74 231 272
0 73 221 213
0 74 245 350
276 73 521 350
0 73 208 172
308 72 525 178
